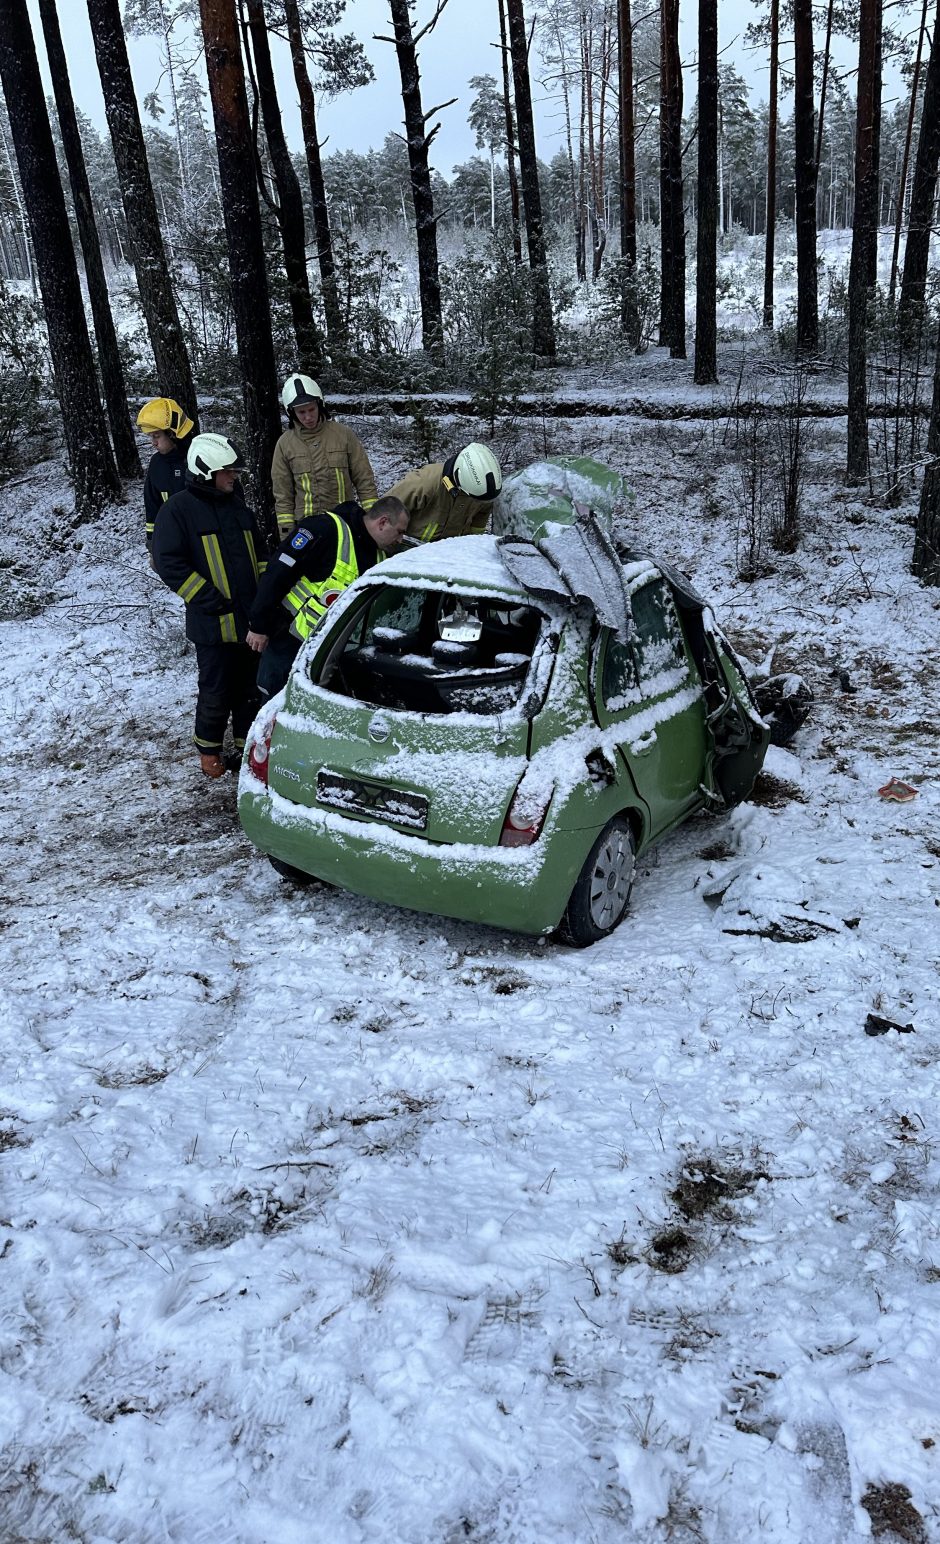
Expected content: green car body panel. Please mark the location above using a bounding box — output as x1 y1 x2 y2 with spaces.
239 537 769 937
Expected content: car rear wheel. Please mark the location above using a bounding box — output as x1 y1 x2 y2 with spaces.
268 855 318 886
558 818 636 947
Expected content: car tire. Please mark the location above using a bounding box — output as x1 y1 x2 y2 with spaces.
268 855 318 886
557 817 636 947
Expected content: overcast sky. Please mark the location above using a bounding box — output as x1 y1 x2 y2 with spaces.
21 1 895 179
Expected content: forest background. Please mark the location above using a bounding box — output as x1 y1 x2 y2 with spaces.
1 0 940 587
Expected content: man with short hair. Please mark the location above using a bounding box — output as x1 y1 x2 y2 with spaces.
153 433 267 778
246 495 409 698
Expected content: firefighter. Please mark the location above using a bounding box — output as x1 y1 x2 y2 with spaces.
385 443 502 543
136 397 195 554
152 433 267 779
246 495 409 699
273 374 378 542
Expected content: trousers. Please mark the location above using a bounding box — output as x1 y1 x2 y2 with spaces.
256 631 301 699
193 642 260 753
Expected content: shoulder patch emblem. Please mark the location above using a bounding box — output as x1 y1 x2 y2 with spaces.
291 530 311 550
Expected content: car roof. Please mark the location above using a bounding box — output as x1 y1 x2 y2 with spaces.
367 534 687 630
368 535 532 601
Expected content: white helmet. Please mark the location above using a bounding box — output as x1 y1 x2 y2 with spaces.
445 443 502 500
187 433 244 482
281 373 324 413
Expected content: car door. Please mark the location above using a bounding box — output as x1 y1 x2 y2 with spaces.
596 574 708 837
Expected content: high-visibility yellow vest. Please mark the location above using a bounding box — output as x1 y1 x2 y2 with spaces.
283 510 359 641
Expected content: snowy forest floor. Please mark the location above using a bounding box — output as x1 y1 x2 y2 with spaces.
1 382 939 1543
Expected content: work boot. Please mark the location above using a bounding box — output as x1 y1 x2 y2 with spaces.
199 752 225 779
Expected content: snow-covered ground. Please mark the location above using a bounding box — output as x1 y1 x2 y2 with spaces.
1 395 939 1542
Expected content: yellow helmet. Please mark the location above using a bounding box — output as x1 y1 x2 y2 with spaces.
136 397 195 439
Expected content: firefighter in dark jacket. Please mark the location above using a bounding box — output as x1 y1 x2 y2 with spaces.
137 397 195 554
153 433 267 779
246 495 409 699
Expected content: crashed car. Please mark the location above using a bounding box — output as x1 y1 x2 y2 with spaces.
239 503 770 945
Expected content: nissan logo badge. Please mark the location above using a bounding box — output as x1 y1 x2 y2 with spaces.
368 715 390 744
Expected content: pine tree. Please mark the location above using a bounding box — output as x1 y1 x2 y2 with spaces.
506 0 556 358
85 0 196 413
793 0 819 353
618 0 638 344
282 0 343 347
914 318 940 583
244 0 322 375
39 0 140 478
378 0 449 366
468 74 504 230
763 0 778 328
694 0 717 384
0 0 119 516
898 0 940 346
497 0 523 264
197 0 281 542
846 0 882 483
659 0 684 357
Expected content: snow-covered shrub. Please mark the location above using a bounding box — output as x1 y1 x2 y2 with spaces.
441 238 533 431
329 233 424 387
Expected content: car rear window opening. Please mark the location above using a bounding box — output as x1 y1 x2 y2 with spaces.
317 586 544 716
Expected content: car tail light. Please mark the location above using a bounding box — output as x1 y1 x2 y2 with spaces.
247 718 276 787
499 787 551 847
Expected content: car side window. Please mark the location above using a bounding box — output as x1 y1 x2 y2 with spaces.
601 634 638 708
362 586 425 644
631 580 687 681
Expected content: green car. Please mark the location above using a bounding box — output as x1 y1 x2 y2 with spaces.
239 527 768 945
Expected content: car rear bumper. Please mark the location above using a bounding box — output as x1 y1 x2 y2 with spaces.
238 769 577 935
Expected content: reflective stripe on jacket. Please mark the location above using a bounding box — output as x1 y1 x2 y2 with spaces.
143 446 188 548
283 510 360 641
385 462 493 543
152 484 267 646
271 421 378 539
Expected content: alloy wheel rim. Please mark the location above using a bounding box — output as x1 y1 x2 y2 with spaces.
587 830 634 930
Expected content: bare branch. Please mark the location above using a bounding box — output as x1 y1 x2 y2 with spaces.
412 0 451 48
422 96 457 123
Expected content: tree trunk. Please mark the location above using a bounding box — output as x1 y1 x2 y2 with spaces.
386 0 445 365
497 0 523 264
0 0 119 515
85 0 196 414
891 0 928 302
506 0 557 358
0 105 35 291
694 0 717 384
659 0 685 357
846 0 882 482
793 0 819 353
618 0 638 344
577 53 588 283
284 0 344 346
583 8 601 279
899 0 940 346
198 0 282 544
814 0 834 181
39 0 140 478
658 4 671 346
763 0 778 329
914 317 940 581
243 0 322 375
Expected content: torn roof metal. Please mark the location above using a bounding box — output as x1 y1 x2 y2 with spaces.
497 509 635 639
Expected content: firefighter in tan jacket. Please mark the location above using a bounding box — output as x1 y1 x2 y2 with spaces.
273 374 378 540
385 444 502 543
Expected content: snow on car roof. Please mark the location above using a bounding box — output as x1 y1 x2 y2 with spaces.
368 535 530 596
